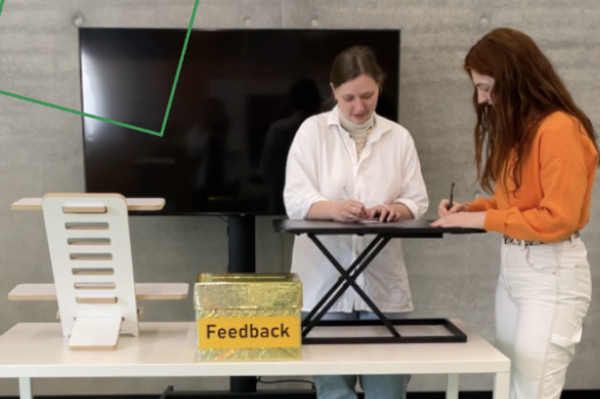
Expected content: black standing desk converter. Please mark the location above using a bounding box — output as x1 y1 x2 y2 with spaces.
273 219 485 345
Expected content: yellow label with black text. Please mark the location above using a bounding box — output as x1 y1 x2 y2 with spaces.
198 317 300 349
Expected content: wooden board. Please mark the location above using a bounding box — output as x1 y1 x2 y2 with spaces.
12 197 165 212
8 283 189 301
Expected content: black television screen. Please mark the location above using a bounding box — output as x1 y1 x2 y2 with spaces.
79 28 400 215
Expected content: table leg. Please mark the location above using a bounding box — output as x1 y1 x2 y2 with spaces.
493 371 510 399
446 374 458 399
302 234 384 326
19 377 32 399
304 234 398 337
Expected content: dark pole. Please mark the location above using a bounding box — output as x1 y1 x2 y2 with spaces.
227 215 257 393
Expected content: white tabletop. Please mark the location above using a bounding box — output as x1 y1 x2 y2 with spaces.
0 321 509 379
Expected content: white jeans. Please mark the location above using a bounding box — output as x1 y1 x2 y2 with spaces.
496 237 591 399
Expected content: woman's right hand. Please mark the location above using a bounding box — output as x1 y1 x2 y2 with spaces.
336 200 367 222
438 199 470 217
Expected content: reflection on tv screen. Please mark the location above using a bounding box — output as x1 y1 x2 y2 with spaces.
80 29 400 215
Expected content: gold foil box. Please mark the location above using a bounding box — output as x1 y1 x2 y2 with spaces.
194 273 302 362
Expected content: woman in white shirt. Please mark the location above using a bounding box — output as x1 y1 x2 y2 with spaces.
284 46 429 399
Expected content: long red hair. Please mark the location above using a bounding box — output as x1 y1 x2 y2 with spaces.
464 28 598 194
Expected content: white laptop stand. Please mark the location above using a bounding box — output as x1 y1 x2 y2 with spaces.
9 194 189 351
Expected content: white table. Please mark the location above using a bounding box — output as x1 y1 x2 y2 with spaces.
0 321 510 399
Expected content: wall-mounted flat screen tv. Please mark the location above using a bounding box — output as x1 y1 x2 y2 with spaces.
79 28 400 215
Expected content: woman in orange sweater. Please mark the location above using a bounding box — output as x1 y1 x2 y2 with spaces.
432 28 598 399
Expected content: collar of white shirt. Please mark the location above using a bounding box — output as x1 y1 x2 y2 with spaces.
326 105 393 141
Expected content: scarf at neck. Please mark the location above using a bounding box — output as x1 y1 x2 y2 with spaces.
339 110 375 134
339 111 375 160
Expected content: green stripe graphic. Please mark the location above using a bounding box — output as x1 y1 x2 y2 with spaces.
0 0 200 137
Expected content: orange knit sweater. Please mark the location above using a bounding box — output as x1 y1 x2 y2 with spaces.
466 111 598 242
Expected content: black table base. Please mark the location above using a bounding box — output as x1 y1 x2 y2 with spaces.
301 233 466 345
302 318 467 345
272 219 486 346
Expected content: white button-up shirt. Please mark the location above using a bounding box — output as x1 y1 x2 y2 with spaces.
284 106 429 313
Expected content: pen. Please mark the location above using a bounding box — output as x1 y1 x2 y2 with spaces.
343 185 368 222
448 182 455 210
343 185 351 200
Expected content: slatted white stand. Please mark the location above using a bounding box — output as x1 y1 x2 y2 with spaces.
9 194 189 351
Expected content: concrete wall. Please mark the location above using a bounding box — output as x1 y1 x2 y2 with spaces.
1 0 599 395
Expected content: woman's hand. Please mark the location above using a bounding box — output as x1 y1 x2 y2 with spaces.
366 205 401 222
431 211 486 229
437 199 470 217
336 200 367 223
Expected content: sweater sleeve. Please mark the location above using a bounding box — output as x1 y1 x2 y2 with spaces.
483 118 588 241
465 194 498 212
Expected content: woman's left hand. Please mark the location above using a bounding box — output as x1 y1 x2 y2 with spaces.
430 211 486 229
366 205 401 222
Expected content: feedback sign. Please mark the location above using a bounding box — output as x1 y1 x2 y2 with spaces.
198 316 301 349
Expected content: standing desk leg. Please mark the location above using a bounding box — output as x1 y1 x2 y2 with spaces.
446 374 458 399
19 377 32 399
302 234 384 326
494 371 510 399
304 234 397 337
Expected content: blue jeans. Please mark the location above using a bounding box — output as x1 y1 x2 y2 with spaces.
303 311 411 399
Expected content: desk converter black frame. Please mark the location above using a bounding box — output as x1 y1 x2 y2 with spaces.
273 219 485 345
